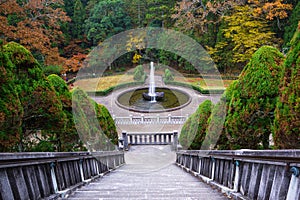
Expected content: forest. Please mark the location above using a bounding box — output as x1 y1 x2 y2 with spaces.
0 0 299 152
0 0 299 75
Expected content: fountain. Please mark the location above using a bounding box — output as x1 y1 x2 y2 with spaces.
142 62 164 102
115 62 191 113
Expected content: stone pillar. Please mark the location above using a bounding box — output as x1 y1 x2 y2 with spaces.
122 131 128 150
168 114 172 123
173 130 178 151
129 114 133 123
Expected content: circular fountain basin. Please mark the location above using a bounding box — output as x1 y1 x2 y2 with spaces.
116 87 191 113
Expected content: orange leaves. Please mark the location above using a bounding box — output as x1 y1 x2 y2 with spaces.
250 0 292 20
0 0 70 66
63 53 87 73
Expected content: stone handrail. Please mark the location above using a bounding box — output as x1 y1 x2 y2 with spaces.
120 131 178 151
176 150 300 200
0 151 125 200
113 114 188 125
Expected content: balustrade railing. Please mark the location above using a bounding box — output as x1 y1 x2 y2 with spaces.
120 131 178 151
176 150 300 200
0 151 124 200
114 114 188 125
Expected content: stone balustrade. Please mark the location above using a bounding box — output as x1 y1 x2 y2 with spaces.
120 131 178 151
176 150 300 200
113 114 188 125
0 151 124 200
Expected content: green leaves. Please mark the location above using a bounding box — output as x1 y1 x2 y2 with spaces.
179 100 213 150
223 46 284 149
85 0 132 45
274 26 300 149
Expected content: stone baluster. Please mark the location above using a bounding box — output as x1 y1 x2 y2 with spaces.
122 131 128 150
173 131 178 151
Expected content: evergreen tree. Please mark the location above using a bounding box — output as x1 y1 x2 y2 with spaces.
283 2 300 51
85 0 132 46
179 100 213 150
273 26 300 149
224 46 284 149
73 0 86 39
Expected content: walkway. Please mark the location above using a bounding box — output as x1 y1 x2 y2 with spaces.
61 146 228 200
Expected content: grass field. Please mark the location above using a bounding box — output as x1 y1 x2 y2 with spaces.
74 73 234 92
174 77 233 89
74 74 135 91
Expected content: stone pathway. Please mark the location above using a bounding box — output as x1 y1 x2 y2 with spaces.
61 146 228 200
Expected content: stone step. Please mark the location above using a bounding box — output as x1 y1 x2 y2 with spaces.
60 146 228 199
61 164 228 200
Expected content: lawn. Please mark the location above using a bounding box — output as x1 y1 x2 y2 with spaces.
74 73 234 92
74 74 135 91
174 77 233 89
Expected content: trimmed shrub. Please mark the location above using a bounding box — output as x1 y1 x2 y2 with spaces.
163 68 174 82
224 46 284 149
179 100 213 149
133 65 145 81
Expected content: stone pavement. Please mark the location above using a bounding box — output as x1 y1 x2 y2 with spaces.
62 146 229 200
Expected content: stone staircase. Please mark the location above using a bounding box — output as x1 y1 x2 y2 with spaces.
61 146 228 200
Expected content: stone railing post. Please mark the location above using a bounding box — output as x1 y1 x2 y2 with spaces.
50 162 58 193
233 160 240 192
286 166 300 200
79 159 85 182
198 156 202 175
168 114 171 123
173 130 178 151
141 114 144 123
211 157 216 180
122 131 128 150
129 114 133 123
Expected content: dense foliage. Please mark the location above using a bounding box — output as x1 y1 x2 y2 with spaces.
223 46 284 149
163 69 174 82
274 25 300 149
179 100 213 149
0 42 118 152
182 45 297 150
0 0 298 75
133 65 145 81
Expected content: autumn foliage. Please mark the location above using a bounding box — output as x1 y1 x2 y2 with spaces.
0 0 70 65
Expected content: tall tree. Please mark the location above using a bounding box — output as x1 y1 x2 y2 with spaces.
273 25 300 149
0 41 23 151
224 46 284 149
0 0 70 65
72 0 86 39
209 5 275 69
1 42 66 151
84 0 132 46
